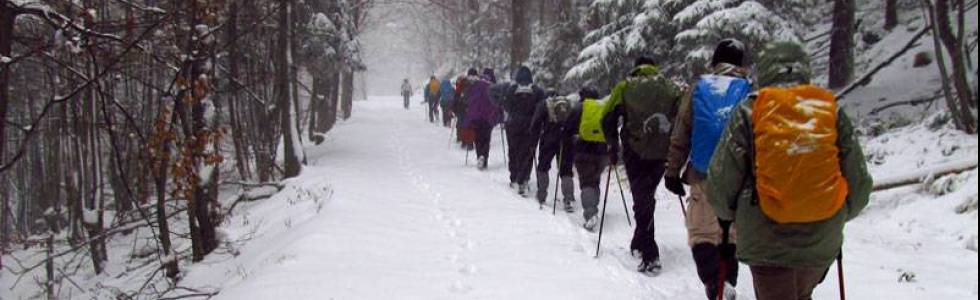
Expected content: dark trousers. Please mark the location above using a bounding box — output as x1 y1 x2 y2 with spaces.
506 125 535 184
574 153 607 219
427 101 439 123
537 140 574 176
692 243 739 299
750 265 828 300
441 106 453 127
403 95 410 109
473 121 494 159
623 149 665 261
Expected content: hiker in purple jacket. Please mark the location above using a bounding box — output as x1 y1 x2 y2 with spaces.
463 69 503 170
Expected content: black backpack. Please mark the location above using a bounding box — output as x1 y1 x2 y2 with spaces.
510 84 539 118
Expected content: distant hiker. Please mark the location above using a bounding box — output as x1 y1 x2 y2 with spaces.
463 69 503 170
562 87 611 231
453 72 475 150
664 39 752 299
425 76 441 123
401 79 413 110
706 41 872 300
530 91 576 209
482 68 497 84
499 66 546 196
439 77 456 127
603 56 683 276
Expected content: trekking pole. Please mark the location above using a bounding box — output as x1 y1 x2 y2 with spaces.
717 223 731 300
594 166 614 258
837 252 846 300
612 167 632 227
678 195 688 219
552 145 562 215
448 119 456 149
500 125 508 165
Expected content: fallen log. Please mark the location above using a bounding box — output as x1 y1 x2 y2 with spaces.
873 158 978 191
838 25 932 100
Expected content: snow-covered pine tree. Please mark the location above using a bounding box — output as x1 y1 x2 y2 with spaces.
528 0 584 93
672 0 799 78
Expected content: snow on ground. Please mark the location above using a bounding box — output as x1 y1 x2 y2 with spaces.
2 96 976 299
181 96 977 299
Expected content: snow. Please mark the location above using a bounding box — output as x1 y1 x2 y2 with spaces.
2 97 977 299
0 56 11 64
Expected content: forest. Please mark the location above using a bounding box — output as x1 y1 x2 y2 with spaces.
1 0 977 299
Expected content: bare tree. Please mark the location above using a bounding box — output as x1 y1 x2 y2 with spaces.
829 0 855 89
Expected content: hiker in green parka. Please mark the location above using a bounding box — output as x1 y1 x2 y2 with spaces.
705 41 873 300
602 56 683 276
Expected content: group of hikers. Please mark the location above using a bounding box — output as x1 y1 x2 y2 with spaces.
401 39 873 300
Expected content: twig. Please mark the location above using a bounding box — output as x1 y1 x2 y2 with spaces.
869 93 944 115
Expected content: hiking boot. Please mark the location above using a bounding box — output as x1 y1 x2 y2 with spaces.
518 183 529 197
583 215 599 231
563 199 575 213
721 282 736 300
478 156 488 170
637 257 662 276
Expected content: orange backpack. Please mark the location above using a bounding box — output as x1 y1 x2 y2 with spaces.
752 85 848 224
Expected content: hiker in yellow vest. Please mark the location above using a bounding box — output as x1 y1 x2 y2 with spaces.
705 41 872 300
561 87 613 231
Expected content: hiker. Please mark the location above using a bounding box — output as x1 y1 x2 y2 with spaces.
452 74 473 149
499 66 546 196
401 79 412 110
562 87 611 231
439 76 456 127
482 68 497 84
603 56 683 276
706 41 872 300
424 76 441 123
463 69 503 170
664 39 753 299
530 91 576 209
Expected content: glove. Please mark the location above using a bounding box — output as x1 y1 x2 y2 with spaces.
664 176 686 197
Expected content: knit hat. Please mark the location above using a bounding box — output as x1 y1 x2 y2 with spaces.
711 39 746 67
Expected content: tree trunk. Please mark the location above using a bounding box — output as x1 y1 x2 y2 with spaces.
885 0 898 30
935 0 977 133
279 0 302 178
829 0 855 89
227 0 251 181
0 3 14 256
341 69 354 120
510 0 531 71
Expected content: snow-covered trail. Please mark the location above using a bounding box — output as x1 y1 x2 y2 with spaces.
182 96 976 300
203 96 719 299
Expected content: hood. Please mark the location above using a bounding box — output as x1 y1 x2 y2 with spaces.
514 66 533 85
629 64 660 77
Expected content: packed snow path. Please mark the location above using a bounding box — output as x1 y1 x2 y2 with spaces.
186 97 977 300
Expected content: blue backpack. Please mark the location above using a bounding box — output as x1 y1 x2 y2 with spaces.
690 75 752 173
439 80 455 106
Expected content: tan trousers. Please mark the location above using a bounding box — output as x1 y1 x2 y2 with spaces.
686 182 737 246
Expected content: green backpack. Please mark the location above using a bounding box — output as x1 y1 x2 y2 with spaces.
621 74 682 160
